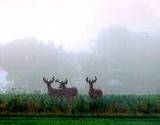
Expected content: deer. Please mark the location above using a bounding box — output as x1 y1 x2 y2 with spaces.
55 78 78 112
86 76 103 99
43 76 64 98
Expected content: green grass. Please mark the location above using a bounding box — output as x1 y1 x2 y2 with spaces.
0 117 160 125
1 93 160 115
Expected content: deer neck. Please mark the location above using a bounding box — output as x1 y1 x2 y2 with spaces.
89 84 94 91
62 86 67 89
47 85 56 96
47 84 52 90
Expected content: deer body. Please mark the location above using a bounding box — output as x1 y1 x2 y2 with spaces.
89 83 103 99
56 79 78 98
86 76 103 99
47 86 64 98
61 87 78 99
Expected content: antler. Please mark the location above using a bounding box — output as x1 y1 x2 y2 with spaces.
55 78 68 84
92 76 97 83
43 76 55 84
86 77 91 83
55 79 62 83
86 76 97 83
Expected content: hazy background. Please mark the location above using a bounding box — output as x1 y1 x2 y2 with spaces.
0 0 160 94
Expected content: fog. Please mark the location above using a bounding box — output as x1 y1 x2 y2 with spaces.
0 27 160 94
0 67 13 92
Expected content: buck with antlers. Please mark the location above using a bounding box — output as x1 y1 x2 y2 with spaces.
43 76 64 98
55 78 78 112
86 76 103 99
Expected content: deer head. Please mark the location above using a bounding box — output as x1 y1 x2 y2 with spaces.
43 76 55 87
86 76 97 86
55 78 68 89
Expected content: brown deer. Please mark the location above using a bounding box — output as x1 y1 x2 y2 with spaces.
86 76 103 99
43 76 64 98
55 78 78 112
55 78 78 97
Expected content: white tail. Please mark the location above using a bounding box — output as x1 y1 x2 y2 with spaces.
86 76 103 99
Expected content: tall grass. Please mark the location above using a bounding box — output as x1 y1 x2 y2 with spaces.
0 92 160 115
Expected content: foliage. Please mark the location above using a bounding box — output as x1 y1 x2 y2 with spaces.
0 93 160 115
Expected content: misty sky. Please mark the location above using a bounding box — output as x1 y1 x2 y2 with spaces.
0 0 160 94
0 0 160 52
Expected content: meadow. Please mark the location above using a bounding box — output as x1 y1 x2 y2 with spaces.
0 92 160 116
0 117 160 125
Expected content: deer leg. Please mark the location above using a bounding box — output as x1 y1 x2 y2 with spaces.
67 97 73 113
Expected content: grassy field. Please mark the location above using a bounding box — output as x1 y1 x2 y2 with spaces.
1 93 160 115
0 93 160 124
0 117 160 125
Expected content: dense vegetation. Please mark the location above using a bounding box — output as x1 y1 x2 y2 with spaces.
0 93 160 116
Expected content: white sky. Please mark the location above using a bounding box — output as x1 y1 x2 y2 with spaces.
0 0 160 51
